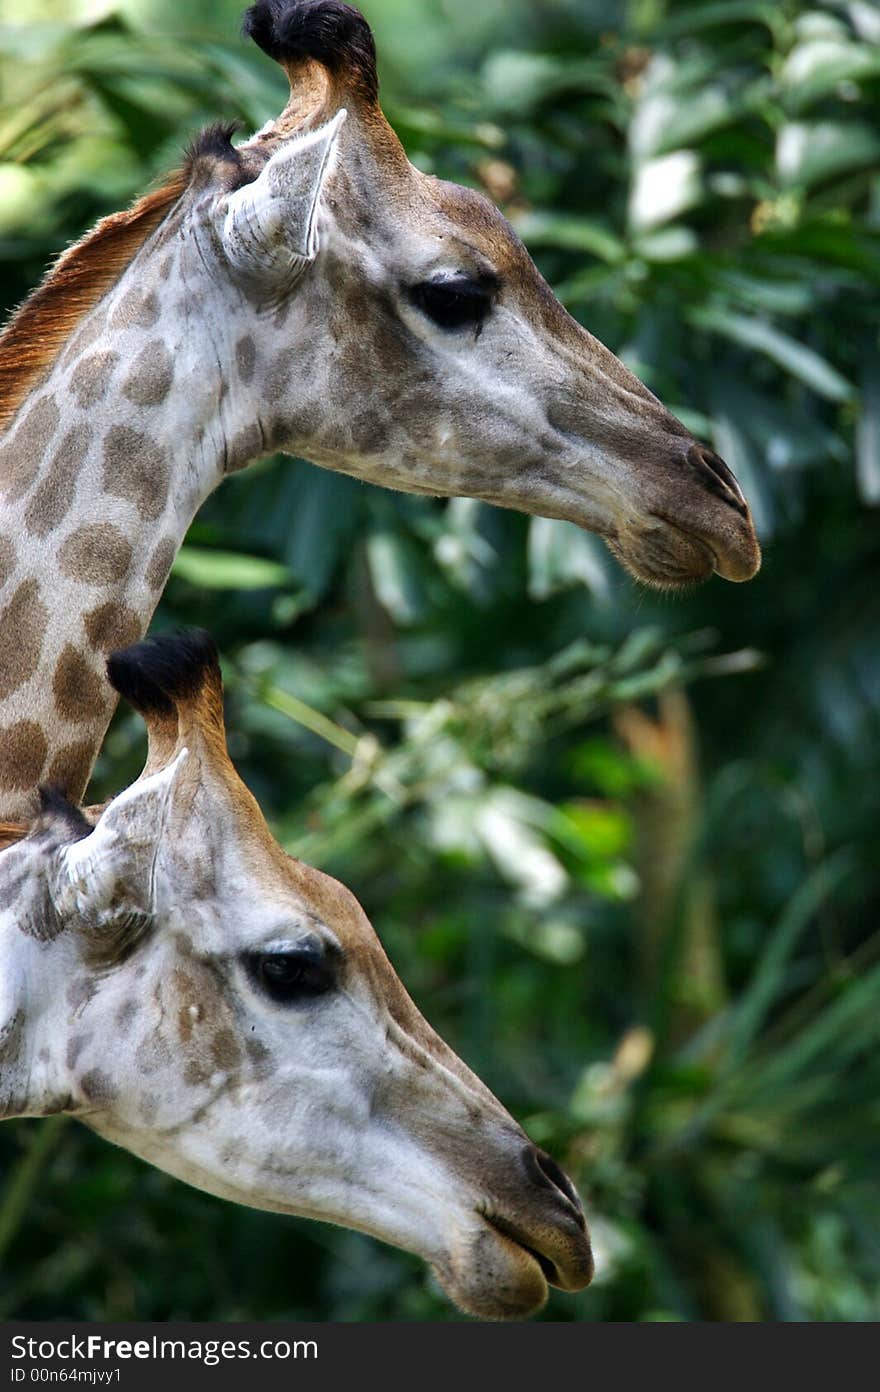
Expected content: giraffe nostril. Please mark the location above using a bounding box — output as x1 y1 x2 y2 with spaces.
522 1144 586 1230
687 443 748 517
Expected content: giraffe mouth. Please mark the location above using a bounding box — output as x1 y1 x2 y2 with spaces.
430 1203 593 1320
607 510 760 589
481 1213 562 1288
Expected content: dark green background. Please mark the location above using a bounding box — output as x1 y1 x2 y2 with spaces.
1 0 878 1321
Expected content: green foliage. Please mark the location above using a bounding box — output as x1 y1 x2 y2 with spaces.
1 0 879 1321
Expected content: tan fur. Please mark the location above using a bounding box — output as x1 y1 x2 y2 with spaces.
0 173 188 434
0 822 26 850
0 1 757 832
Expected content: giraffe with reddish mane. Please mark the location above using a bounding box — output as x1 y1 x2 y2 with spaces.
0 0 759 821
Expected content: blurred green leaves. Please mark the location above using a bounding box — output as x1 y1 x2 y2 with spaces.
1 0 879 1325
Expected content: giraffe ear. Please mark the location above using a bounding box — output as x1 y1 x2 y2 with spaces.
220 109 347 278
50 750 189 929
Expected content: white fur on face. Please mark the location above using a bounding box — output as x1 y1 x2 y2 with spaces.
0 784 590 1317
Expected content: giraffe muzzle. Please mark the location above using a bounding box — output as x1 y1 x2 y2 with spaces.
484 1142 593 1292
433 1139 593 1318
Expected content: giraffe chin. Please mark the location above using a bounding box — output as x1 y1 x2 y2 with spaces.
432 1236 549 1321
607 528 715 592
433 1215 592 1320
607 512 761 591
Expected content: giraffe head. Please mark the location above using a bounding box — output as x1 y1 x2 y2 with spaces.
202 0 760 589
0 631 592 1318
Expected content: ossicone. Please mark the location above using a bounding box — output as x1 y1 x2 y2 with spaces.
106 630 221 720
106 629 227 773
242 0 379 103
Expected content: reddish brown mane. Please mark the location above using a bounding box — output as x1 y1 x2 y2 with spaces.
0 171 188 434
0 821 27 851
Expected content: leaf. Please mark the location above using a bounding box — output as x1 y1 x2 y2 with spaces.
780 36 880 109
82 76 178 153
386 103 504 150
481 51 611 114
511 210 625 263
172 547 291 591
711 267 814 316
691 305 854 401
629 151 702 232
527 518 611 602
757 221 880 283
747 960 880 1099
366 529 428 625
724 854 854 1070
630 82 739 161
710 402 774 536
711 378 845 473
281 464 365 600
647 2 780 41
473 788 568 908
609 626 664 675
856 351 880 505
776 121 880 191
567 738 654 797
552 802 632 861
633 226 699 262
0 165 42 233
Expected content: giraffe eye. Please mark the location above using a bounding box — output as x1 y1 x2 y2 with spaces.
245 947 335 1004
410 277 493 332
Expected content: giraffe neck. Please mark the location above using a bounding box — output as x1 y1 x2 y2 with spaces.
0 214 250 819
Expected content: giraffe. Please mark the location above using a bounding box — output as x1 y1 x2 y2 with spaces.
0 0 760 821
0 629 592 1319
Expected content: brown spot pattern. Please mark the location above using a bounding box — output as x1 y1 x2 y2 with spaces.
83 600 142 652
59 523 132 584
102 426 170 521
68 350 119 407
0 578 47 700
210 1028 242 1071
178 1004 195 1043
184 1060 210 1088
121 341 174 406
24 424 90 538
351 408 387 454
246 1037 273 1080
172 969 199 1041
60 311 108 371
236 335 256 385
79 1069 117 1104
116 999 140 1033
145 535 177 591
139 1094 159 1124
135 1033 170 1076
265 359 293 401
271 404 322 450
0 396 60 501
66 1034 91 1070
66 977 95 1011
53 644 108 722
226 423 262 473
45 740 95 798
0 720 47 790
110 286 160 331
